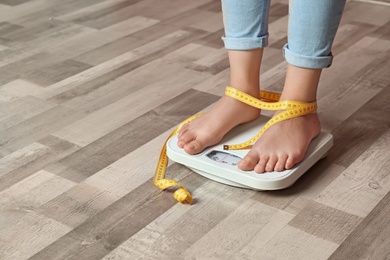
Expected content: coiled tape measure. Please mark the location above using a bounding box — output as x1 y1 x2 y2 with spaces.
153 86 317 204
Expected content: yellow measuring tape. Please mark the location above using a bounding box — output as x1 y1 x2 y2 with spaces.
153 114 202 204
223 86 317 150
154 86 317 204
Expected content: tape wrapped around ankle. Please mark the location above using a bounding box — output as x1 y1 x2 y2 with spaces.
223 86 317 150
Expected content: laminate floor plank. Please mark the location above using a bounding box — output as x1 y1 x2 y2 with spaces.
72 21 180 67
266 15 289 47
344 1 390 26
0 135 79 191
74 0 212 30
0 44 7 52
55 44 210 111
0 79 45 102
0 104 86 152
2 19 65 42
101 181 258 259
1 1 389 259
0 0 31 7
101 16 160 37
250 162 346 214
317 130 390 218
46 89 218 183
63 0 142 29
183 201 294 259
29 168 206 260
82 134 172 198
268 3 289 23
38 182 121 228
55 0 133 22
317 39 390 131
328 83 390 168
23 59 92 87
0 0 55 23
246 225 339 260
0 52 55 85
0 142 49 177
370 20 390 40
14 23 97 56
0 21 23 35
41 30 197 99
318 36 389 100
0 24 97 69
0 96 55 130
45 29 124 61
193 28 225 49
0 22 99 83
161 8 223 33
288 201 363 244
0 170 75 231
329 189 390 259
9 0 108 26
0 212 71 260
52 65 210 146
332 22 377 55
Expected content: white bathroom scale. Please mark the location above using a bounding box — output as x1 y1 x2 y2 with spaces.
166 116 333 190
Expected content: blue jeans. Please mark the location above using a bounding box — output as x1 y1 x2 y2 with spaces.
221 0 346 68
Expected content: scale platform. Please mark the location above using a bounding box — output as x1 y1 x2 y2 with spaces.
167 116 333 190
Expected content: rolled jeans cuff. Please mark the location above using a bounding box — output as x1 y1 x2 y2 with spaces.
283 44 333 69
222 34 269 50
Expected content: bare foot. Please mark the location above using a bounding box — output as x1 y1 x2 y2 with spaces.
177 95 260 154
237 113 321 173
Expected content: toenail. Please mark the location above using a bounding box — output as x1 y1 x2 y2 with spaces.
188 143 196 149
255 168 265 174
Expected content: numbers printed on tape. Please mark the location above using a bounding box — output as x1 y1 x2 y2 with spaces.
154 86 317 204
223 86 316 150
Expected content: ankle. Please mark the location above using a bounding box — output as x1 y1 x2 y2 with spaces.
229 83 260 98
228 49 263 98
281 65 321 103
279 87 317 103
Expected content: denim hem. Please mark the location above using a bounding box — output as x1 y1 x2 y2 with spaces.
283 44 333 69
222 34 268 50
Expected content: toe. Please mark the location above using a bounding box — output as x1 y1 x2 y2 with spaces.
178 128 188 139
183 139 205 154
285 152 302 169
274 154 288 172
178 124 189 138
237 153 259 171
254 155 269 173
265 155 277 172
177 131 195 148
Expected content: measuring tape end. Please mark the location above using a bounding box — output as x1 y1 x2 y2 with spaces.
174 188 193 204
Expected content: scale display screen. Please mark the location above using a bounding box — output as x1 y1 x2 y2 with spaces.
206 150 242 166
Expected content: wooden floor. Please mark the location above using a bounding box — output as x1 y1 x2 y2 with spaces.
0 0 389 259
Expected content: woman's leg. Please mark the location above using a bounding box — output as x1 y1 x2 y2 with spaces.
177 0 270 154
238 0 346 172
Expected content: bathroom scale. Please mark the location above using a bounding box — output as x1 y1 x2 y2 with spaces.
166 116 333 190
